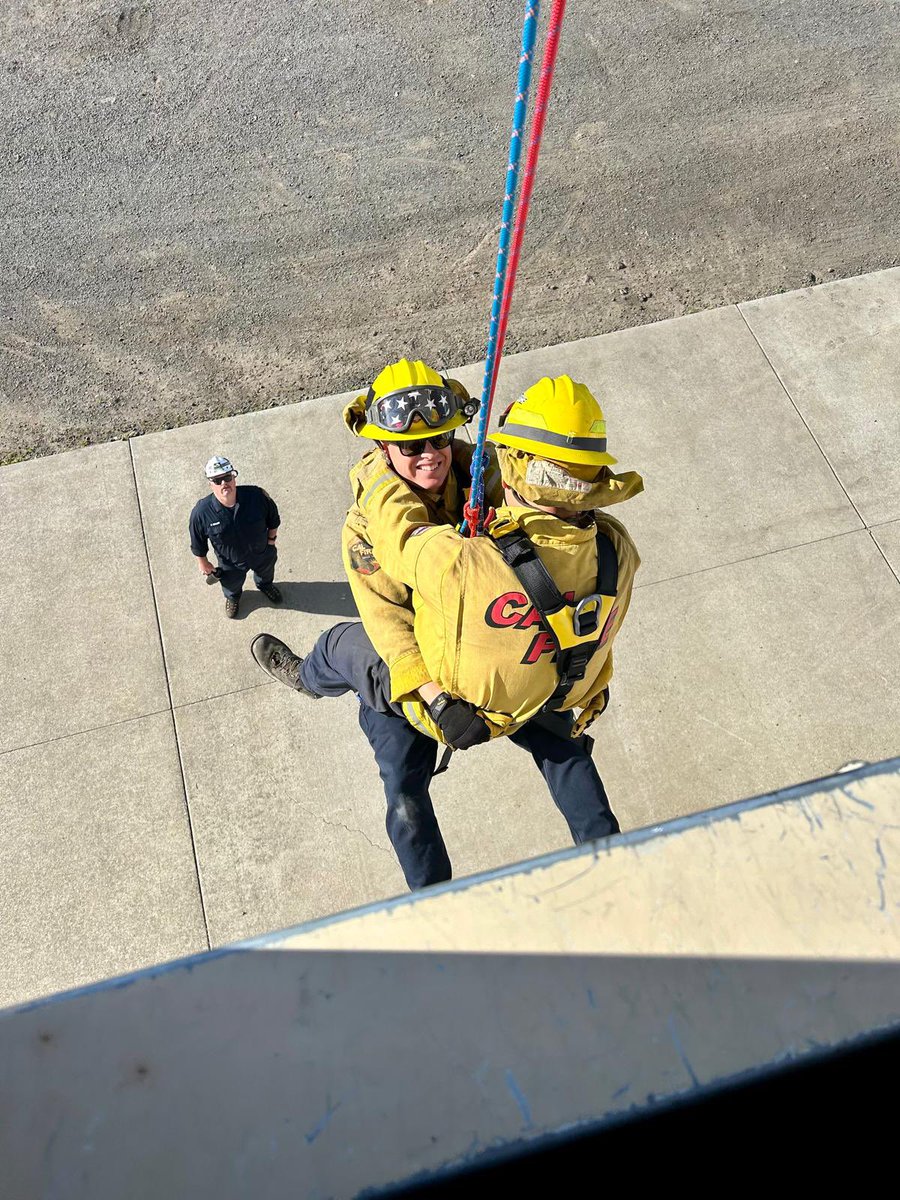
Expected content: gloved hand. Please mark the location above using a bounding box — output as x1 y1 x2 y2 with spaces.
429 694 492 750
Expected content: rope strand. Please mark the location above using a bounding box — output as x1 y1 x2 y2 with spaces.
464 0 540 535
465 0 568 534
489 0 567 403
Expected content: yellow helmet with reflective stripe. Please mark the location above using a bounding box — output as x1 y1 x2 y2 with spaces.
349 358 479 442
490 375 617 466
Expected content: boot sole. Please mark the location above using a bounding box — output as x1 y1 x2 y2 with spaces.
249 634 320 698
250 633 284 675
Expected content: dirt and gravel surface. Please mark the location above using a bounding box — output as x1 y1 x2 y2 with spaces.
1 0 898 462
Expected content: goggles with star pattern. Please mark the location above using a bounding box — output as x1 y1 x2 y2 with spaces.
365 384 479 434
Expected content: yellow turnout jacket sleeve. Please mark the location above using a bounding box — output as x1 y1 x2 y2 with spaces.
342 444 503 700
342 515 430 698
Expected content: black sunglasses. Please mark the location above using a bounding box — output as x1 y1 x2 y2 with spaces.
396 431 454 457
210 473 235 484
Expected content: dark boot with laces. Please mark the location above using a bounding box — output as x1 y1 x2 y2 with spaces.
250 634 321 698
225 594 240 619
257 581 283 604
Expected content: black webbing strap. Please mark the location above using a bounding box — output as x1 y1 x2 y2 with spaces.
492 529 570 621
492 522 619 712
432 744 454 777
595 527 618 598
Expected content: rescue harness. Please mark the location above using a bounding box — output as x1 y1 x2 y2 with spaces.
488 512 618 714
432 509 615 774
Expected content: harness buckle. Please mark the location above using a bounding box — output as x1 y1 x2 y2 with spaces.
556 643 595 686
572 592 604 637
486 513 520 540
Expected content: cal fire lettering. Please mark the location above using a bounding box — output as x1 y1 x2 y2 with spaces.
522 631 557 664
599 605 619 648
485 590 577 665
485 592 529 628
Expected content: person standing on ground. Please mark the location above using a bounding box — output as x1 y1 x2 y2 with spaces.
189 455 283 619
251 371 642 890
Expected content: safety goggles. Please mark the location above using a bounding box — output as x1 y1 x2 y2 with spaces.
366 385 472 434
396 431 455 457
210 472 235 484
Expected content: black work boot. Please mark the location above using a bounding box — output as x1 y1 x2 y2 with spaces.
225 595 240 619
250 634 321 698
257 581 283 604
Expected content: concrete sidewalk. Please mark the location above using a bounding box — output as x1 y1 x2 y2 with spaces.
2 269 899 1006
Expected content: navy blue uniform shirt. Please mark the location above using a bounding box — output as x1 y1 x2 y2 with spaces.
189 485 281 568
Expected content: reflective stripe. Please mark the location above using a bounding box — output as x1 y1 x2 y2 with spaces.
361 471 394 510
499 423 607 454
402 700 434 739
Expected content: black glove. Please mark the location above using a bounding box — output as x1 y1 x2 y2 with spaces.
428 693 492 750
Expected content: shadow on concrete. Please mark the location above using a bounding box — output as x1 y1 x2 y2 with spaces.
232 581 358 619
276 580 358 617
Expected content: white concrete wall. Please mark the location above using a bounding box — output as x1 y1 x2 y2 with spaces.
1 758 898 1199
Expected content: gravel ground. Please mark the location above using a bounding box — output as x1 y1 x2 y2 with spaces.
1 0 898 461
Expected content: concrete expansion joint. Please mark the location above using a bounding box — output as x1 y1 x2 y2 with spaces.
632 523 870 593
0 706 172 758
172 678 275 713
127 440 212 950
737 305 866 527
867 529 900 588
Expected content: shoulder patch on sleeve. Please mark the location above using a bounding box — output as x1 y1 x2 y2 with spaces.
348 538 381 576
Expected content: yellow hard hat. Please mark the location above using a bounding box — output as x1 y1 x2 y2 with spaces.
347 358 479 442
489 375 617 467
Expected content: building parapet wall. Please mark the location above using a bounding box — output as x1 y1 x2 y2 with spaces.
1 758 898 1198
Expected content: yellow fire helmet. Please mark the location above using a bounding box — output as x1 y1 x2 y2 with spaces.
489 375 617 467
342 358 479 443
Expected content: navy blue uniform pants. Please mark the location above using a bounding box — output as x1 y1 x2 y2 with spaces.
217 545 277 599
301 621 619 890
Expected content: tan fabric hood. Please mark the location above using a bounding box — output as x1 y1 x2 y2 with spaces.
496 445 643 511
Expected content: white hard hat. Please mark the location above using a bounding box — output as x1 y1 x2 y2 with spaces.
205 455 237 479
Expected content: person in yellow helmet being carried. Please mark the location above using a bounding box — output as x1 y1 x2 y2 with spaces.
252 365 642 891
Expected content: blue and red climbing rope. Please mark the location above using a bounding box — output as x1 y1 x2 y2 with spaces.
489 0 568 407
463 0 540 534
464 0 568 536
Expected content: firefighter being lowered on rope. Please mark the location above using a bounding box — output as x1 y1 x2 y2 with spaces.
251 363 643 890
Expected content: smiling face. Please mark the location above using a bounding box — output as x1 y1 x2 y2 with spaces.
209 472 238 507
385 438 453 491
